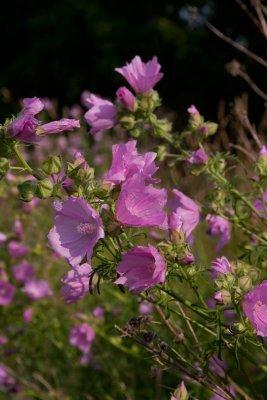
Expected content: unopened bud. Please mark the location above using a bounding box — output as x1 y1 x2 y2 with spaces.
138 90 160 112
198 122 218 137
42 156 62 175
215 289 231 305
36 178 53 199
172 381 189 400
18 180 37 202
238 276 252 291
119 115 136 130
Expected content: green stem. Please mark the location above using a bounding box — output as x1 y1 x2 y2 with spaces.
12 143 34 175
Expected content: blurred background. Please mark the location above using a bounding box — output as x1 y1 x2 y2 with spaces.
0 0 266 124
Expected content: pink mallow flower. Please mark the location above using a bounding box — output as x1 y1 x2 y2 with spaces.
115 55 163 94
104 140 158 185
61 263 91 303
206 214 231 251
116 86 136 111
37 119 80 135
243 280 267 337
115 245 166 293
168 189 200 239
84 94 117 134
188 148 208 165
69 323 95 355
7 241 28 259
23 279 52 300
92 306 105 319
0 281 15 306
139 300 153 315
211 256 232 280
187 105 199 115
48 197 104 266
115 174 167 229
23 307 33 323
12 261 35 283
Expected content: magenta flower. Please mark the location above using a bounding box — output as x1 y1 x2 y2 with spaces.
243 280 267 337
254 190 267 215
84 94 117 134
23 279 52 300
7 241 28 259
168 189 200 239
12 218 24 240
0 364 18 392
92 306 105 319
69 323 95 354
115 245 166 292
61 263 91 303
206 214 231 251
139 300 153 315
104 140 158 185
48 197 104 266
188 148 208 165
23 97 44 114
116 174 167 229
23 307 33 323
12 261 35 283
211 256 232 279
0 281 15 306
259 145 267 156
37 118 80 135
116 86 136 111
115 56 163 93
187 105 199 115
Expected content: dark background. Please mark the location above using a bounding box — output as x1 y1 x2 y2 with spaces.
0 0 266 123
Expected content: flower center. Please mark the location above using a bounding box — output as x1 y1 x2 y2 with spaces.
77 222 96 235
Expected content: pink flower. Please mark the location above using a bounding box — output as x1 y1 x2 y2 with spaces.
139 300 153 315
12 261 35 283
22 97 44 114
92 306 105 319
23 307 33 323
116 86 136 111
211 256 232 279
206 214 231 251
21 197 40 213
115 245 166 292
259 145 267 156
168 189 200 239
254 190 267 215
188 148 208 165
104 140 158 185
23 279 52 300
12 218 24 240
0 335 7 346
7 241 28 259
209 356 227 378
37 118 80 135
115 174 168 229
61 263 91 303
48 197 104 266
69 323 95 354
0 363 18 392
115 56 163 93
0 281 15 306
243 280 267 337
84 94 117 134
0 233 7 247
187 105 199 115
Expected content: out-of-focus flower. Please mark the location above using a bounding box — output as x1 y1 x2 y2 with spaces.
23 307 33 323
116 86 136 111
12 218 24 240
115 245 166 292
243 280 267 337
188 148 208 165
0 281 15 306
69 323 95 355
104 140 158 185
254 190 267 216
211 256 232 279
0 335 7 346
61 263 91 303
0 233 7 247
23 279 52 300
116 174 167 229
206 214 231 251
37 119 80 135
12 261 35 283
187 105 199 115
168 189 200 239
0 363 18 393
209 356 227 378
139 300 153 315
92 306 105 319
48 197 104 266
115 56 163 93
7 241 28 259
21 198 40 213
84 94 117 134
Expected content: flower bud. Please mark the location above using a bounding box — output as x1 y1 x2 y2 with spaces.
119 115 136 130
42 156 62 175
35 178 54 199
215 289 231 305
139 90 160 112
238 276 252 291
257 147 267 176
172 381 189 400
198 122 218 136
18 180 37 202
116 87 137 111
0 158 9 180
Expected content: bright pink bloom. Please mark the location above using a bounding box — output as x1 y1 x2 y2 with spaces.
115 245 166 292
214 291 223 304
12 261 35 283
211 256 232 279
243 280 267 337
187 105 199 115
206 214 231 251
115 56 163 93
7 241 28 259
23 307 33 323
38 118 80 135
84 94 117 134
116 86 136 110
69 323 95 354
23 279 52 300
188 148 208 165
0 281 15 306
61 263 91 303
48 197 104 266
116 174 167 229
104 140 158 185
168 189 200 239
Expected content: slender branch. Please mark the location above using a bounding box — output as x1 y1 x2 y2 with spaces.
238 69 267 101
254 0 267 39
234 0 261 31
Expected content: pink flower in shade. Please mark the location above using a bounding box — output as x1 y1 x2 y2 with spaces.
139 300 153 315
37 118 80 135
48 197 104 266
168 189 200 239
115 174 168 229
0 363 18 392
7 241 28 259
259 145 267 156
23 279 52 300
23 307 33 323
92 306 105 319
104 140 158 186
69 323 95 354
22 97 44 114
115 245 166 293
188 148 208 165
115 56 163 93
84 94 117 134
0 335 7 346
209 356 227 378
0 281 15 306
214 291 223 304
0 233 7 247
116 86 136 111
12 261 35 283
187 105 199 115
211 256 232 279
12 218 24 240
206 214 231 251
61 263 91 303
21 198 40 213
243 280 267 337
